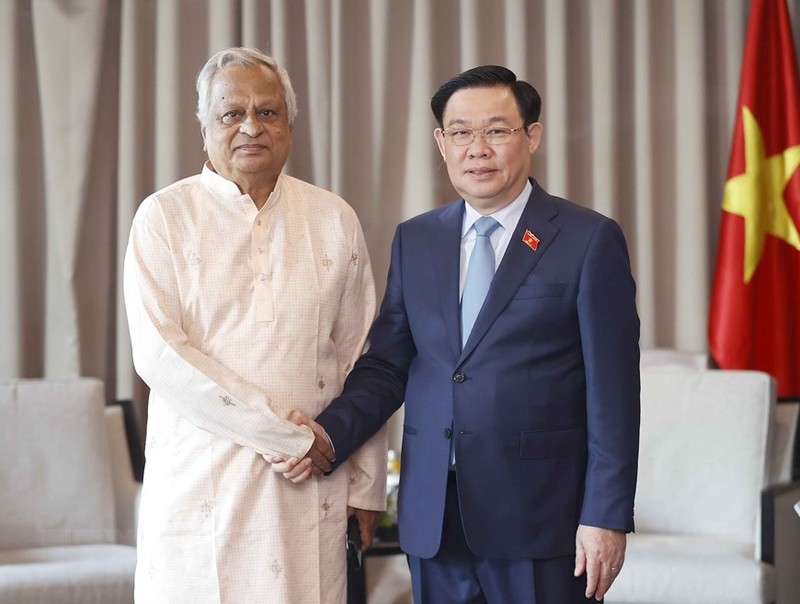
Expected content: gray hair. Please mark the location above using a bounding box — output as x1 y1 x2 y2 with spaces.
196 47 298 126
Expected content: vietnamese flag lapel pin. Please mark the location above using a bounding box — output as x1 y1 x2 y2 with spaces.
522 229 540 251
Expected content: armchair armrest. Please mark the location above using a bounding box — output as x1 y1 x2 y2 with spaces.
105 405 142 547
761 481 800 604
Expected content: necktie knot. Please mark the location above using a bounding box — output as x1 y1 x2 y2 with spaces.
473 216 500 238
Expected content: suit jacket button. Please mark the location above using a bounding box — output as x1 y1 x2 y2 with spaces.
444 428 452 439
453 372 466 383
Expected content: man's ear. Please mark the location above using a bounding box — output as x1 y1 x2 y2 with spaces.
527 122 543 154
434 128 447 159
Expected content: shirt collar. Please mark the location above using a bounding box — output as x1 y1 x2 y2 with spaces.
461 180 533 238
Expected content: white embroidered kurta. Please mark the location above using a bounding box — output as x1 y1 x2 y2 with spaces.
124 165 386 604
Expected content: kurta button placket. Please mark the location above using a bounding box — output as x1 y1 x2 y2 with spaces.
253 212 273 321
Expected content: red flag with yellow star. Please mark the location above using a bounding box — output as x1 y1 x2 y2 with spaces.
709 0 800 398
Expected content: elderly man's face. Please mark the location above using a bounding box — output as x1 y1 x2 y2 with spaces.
435 86 541 215
201 64 291 191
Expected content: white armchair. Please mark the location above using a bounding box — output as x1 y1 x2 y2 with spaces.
606 369 800 604
0 379 141 604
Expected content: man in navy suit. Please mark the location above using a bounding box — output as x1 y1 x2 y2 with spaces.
277 65 640 603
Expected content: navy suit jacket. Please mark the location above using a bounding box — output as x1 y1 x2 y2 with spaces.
317 178 640 560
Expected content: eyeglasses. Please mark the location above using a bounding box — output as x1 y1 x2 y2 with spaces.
439 125 527 146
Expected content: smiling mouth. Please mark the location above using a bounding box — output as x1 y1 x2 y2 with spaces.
236 144 268 152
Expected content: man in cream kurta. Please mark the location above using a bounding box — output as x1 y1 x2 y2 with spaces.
124 48 386 604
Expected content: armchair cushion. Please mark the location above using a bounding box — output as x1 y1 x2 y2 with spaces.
0 545 135 604
614 533 776 604
0 379 116 550
634 370 772 544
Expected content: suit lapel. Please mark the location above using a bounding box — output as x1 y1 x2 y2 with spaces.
459 182 560 361
430 201 466 360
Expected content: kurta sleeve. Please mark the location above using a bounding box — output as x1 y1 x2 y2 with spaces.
124 198 314 460
334 221 388 512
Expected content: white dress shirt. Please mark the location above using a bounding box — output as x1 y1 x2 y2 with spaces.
459 180 533 298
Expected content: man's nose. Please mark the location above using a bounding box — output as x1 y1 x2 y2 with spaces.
239 114 263 136
467 135 491 157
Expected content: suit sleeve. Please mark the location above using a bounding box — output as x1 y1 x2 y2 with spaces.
316 225 414 467
577 217 640 532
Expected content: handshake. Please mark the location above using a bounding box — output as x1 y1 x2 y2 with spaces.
268 410 381 552
267 410 334 484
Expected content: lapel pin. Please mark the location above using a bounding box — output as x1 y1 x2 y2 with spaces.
522 229 540 251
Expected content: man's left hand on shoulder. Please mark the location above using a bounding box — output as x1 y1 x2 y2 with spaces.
574 524 626 601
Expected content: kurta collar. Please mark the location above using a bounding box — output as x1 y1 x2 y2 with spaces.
200 161 284 210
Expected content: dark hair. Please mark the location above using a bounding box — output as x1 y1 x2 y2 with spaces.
430 65 541 128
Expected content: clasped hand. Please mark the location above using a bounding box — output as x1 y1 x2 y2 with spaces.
266 410 333 483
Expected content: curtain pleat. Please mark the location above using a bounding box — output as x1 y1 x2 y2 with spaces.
2 0 783 437
542 0 568 194
588 0 616 220
632 2 656 346
30 0 119 388
673 0 710 350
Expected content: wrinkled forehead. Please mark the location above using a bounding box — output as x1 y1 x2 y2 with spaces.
209 64 284 105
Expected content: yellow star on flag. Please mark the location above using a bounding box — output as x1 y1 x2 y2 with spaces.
721 105 800 283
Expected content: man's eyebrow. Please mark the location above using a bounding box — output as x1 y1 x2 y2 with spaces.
445 115 511 127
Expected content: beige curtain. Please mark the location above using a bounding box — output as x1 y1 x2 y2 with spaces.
3 0 794 434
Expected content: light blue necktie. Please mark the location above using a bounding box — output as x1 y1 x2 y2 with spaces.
452 216 500 469
461 216 501 347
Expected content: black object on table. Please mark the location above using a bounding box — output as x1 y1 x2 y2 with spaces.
347 528 404 604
